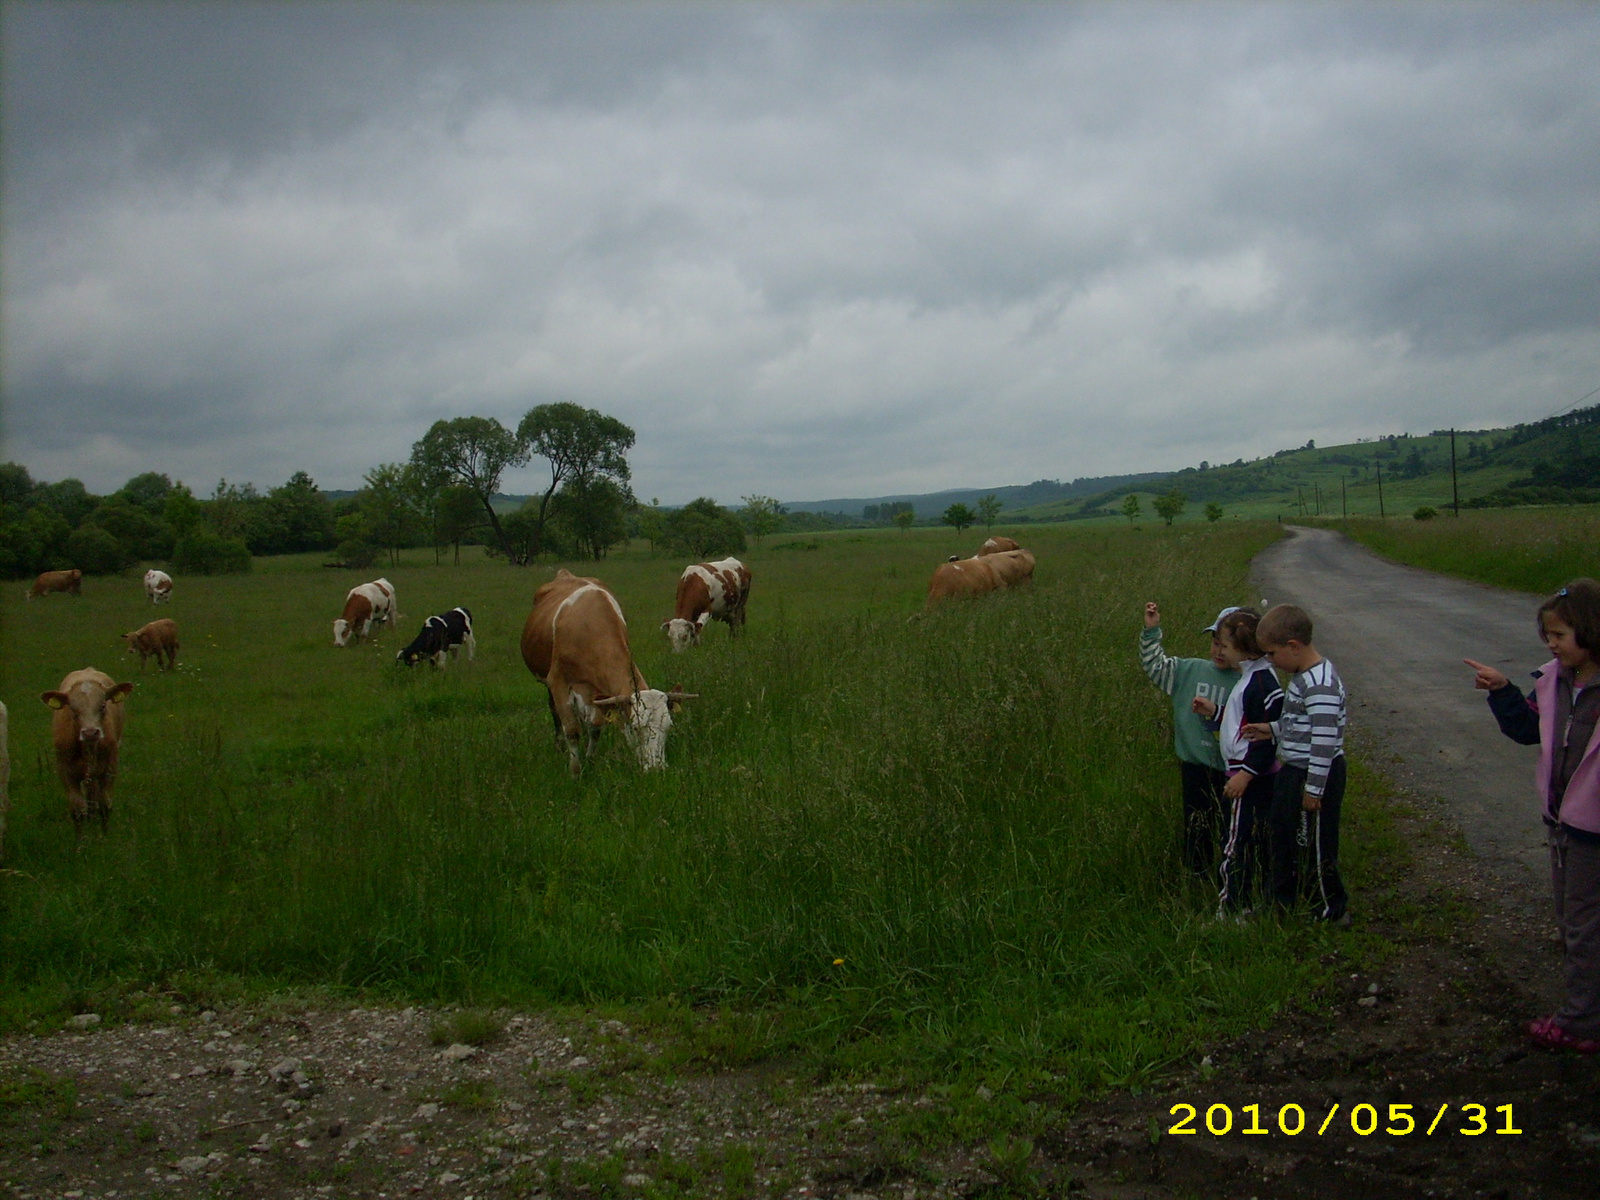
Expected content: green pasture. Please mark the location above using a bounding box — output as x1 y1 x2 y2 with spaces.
1319 505 1600 596
2 521 1356 1094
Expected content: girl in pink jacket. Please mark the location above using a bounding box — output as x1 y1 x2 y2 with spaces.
1467 578 1600 1053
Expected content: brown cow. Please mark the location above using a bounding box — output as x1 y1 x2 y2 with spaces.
521 569 695 775
122 618 180 671
28 568 82 599
923 548 1036 610
979 536 1020 556
41 669 133 838
662 557 752 651
333 577 397 646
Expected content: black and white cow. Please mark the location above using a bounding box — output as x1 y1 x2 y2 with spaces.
395 607 476 668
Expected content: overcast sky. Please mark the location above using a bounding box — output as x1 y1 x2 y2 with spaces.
3 2 1597 503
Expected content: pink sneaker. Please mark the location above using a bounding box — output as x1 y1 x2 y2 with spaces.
1526 1016 1600 1054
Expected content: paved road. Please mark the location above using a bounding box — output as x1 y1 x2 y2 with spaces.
1252 525 1549 889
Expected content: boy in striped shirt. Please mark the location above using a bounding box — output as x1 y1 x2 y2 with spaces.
1245 604 1349 923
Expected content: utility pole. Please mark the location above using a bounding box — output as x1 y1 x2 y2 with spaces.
1450 427 1460 517
1376 459 1386 518
1315 482 1323 516
1341 476 1347 518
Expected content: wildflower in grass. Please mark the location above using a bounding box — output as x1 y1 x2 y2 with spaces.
832 958 844 965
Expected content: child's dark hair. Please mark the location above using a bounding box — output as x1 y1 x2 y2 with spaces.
1217 607 1262 655
1538 578 1600 653
1257 603 1313 647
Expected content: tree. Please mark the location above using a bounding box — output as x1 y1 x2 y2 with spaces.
741 495 785 547
410 416 527 562
1153 489 1187 526
1204 502 1224 523
360 463 419 567
942 502 975 534
163 485 203 538
664 498 746 559
549 476 634 560
516 402 635 560
262 471 335 553
633 500 667 554
1121 494 1142 526
976 493 1002 530
114 472 173 516
893 508 916 534
435 484 482 565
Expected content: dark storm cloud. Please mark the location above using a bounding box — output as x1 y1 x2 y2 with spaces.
3 2 1598 499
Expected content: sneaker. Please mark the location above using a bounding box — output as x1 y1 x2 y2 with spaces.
1526 1016 1600 1054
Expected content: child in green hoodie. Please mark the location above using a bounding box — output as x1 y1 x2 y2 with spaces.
1141 601 1243 876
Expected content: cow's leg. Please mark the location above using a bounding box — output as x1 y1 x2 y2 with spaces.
464 632 476 661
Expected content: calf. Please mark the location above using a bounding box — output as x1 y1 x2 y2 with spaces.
333 577 398 646
662 557 752 651
28 568 82 599
41 669 133 838
523 569 696 774
122 618 180 671
396 607 476 668
144 568 173 603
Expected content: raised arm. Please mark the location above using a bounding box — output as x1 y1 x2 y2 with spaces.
1466 659 1540 746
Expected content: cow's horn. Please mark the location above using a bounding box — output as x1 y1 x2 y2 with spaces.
593 695 629 708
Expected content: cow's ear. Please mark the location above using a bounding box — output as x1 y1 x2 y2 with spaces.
667 690 700 711
660 621 671 632
108 682 134 703
41 691 67 709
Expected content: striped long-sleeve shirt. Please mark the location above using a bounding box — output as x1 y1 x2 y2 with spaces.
1274 658 1346 796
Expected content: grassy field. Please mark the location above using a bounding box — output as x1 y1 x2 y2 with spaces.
1 521 1369 1096
1319 505 1600 595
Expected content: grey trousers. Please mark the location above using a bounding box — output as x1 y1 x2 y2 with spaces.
1550 826 1600 1038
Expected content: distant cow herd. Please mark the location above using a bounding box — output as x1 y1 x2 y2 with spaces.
8 534 1032 853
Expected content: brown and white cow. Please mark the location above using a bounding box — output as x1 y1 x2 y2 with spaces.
662 557 752 652
978 536 1020 556
41 669 133 838
144 568 173 603
522 569 695 775
923 548 1035 609
333 577 397 646
0 700 9 862
28 568 82 599
122 618 180 671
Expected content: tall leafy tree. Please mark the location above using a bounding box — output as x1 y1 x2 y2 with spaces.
516 402 635 558
361 464 418 567
410 416 527 562
1121 494 1142 525
741 495 784 547
941 502 975 534
665 498 746 559
976 494 1003 530
1153 489 1187 526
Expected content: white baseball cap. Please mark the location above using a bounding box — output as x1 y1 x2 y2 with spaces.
1203 606 1241 633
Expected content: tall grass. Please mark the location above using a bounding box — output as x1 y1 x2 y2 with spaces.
1 523 1312 1089
1324 506 1600 595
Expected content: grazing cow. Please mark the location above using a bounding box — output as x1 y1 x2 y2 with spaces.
40 669 133 838
522 569 696 775
979 536 1020 556
0 700 9 862
122 618 180 671
28 569 82 599
333 577 398 646
662 557 752 651
923 548 1035 610
144 569 173 604
396 606 476 668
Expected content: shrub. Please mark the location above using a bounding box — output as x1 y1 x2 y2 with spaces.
334 538 380 569
172 528 252 574
1413 506 1438 521
66 524 128 575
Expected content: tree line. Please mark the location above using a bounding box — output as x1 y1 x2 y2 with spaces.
0 403 849 579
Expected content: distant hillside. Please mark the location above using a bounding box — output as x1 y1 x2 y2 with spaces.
781 472 1168 520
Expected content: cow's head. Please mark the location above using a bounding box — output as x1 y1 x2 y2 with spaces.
42 680 133 742
661 617 700 653
595 687 698 769
333 619 352 647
